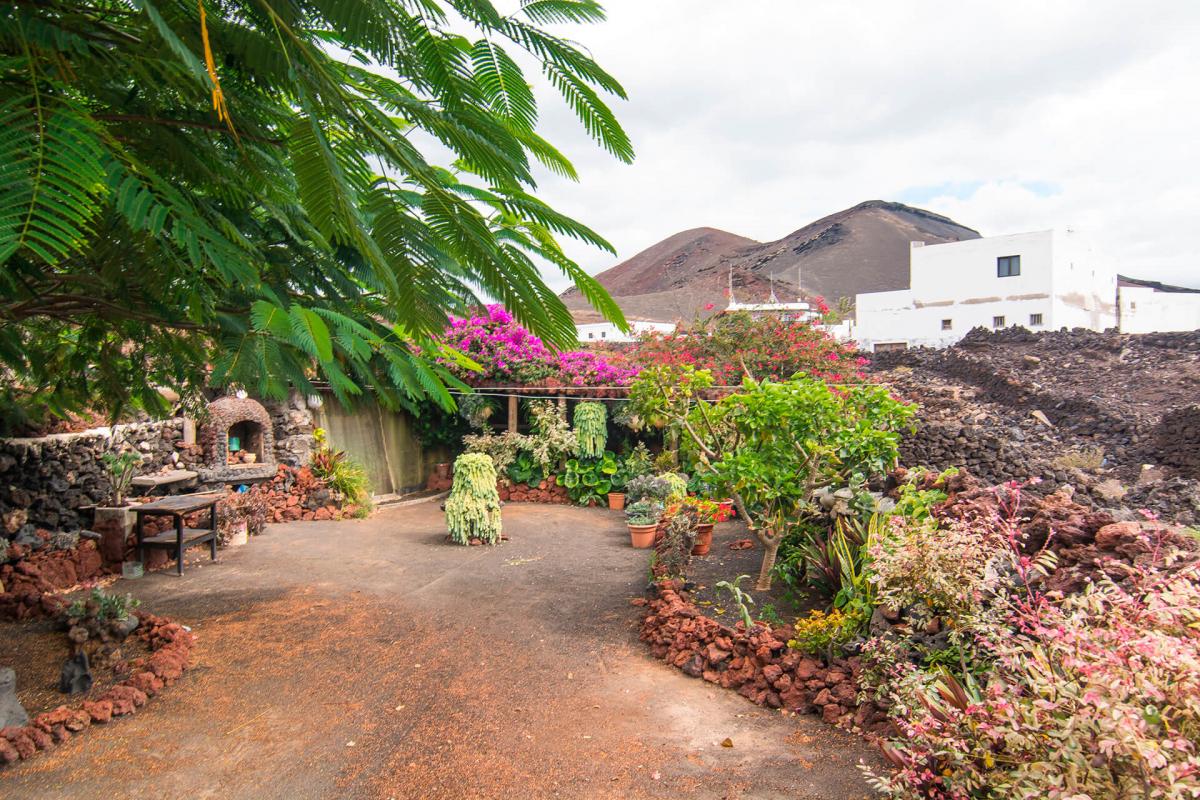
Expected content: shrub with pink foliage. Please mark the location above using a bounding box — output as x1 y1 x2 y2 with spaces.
864 494 1200 800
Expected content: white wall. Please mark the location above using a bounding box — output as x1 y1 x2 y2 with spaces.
576 320 675 343
1119 286 1200 333
1050 229 1119 331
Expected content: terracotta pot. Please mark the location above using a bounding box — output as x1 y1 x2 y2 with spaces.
607 492 626 511
691 523 714 555
629 524 657 548
434 462 452 480
718 500 734 519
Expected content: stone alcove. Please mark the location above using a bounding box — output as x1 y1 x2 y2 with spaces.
198 396 277 483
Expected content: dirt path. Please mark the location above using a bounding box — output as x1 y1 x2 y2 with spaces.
4 503 881 799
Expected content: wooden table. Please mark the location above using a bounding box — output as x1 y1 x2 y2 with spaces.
134 493 220 576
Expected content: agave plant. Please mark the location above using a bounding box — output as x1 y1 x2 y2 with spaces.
0 0 632 428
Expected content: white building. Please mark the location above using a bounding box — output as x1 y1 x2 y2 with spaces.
1117 276 1200 334
575 318 675 343
854 229 1121 351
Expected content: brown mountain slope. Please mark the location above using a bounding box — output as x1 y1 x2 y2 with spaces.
565 201 980 321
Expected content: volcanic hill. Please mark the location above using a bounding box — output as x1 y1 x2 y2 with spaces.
564 200 980 321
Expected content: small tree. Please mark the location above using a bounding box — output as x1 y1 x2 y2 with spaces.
630 366 914 589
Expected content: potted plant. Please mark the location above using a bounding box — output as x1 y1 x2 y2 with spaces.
218 489 268 547
625 500 662 548
93 449 143 556
685 498 732 555
609 444 654 511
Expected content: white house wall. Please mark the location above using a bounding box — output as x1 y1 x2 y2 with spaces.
1049 230 1119 331
1119 287 1200 333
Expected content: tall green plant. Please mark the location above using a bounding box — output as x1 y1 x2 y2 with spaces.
0 0 632 430
631 366 915 590
100 450 141 506
445 453 502 545
573 401 607 459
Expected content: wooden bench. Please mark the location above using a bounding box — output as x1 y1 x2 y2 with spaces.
134 493 220 576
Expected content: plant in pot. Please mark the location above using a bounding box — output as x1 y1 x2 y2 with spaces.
625 474 671 506
625 500 662 548
685 498 730 555
609 443 654 511
94 449 143 558
218 489 269 547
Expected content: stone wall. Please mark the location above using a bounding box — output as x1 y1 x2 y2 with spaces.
0 392 319 535
0 419 197 533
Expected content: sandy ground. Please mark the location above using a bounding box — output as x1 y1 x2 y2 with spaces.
3 502 881 799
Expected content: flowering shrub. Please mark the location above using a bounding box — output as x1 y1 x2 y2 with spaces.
869 515 1003 624
861 482 1200 799
439 305 556 384
625 311 866 387
439 305 638 387
556 349 639 386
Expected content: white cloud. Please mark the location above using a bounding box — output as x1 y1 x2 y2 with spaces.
512 0 1200 290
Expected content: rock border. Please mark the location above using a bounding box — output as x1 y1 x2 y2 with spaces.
0 600 195 767
637 582 891 736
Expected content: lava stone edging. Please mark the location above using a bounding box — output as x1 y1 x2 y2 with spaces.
637 583 892 736
0 608 196 767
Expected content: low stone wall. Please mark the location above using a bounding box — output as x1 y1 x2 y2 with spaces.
0 419 197 532
637 585 891 736
497 479 570 504
0 393 319 534
425 466 573 505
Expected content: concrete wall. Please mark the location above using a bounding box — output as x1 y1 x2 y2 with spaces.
315 392 443 497
1119 286 1200 333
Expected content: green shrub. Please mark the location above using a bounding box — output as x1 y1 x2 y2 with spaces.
625 500 663 526
557 451 619 505
310 428 371 508
445 453 502 545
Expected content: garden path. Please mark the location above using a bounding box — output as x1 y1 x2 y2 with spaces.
4 502 881 799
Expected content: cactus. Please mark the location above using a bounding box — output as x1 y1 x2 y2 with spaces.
445 453 503 545
573 401 607 459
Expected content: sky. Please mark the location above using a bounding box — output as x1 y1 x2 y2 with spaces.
501 0 1200 292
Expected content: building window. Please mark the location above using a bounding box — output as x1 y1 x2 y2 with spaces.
1029 313 1043 326
993 315 1005 328
600 331 606 339
587 332 594 339
941 319 952 330
997 255 1021 277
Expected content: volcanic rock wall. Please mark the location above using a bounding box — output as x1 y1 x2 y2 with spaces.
0 393 318 533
